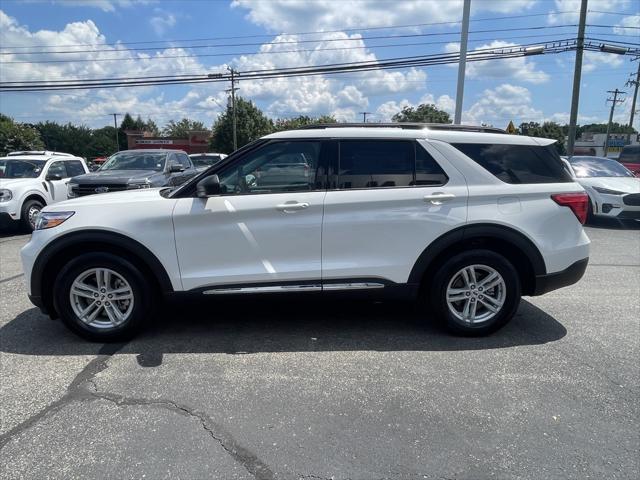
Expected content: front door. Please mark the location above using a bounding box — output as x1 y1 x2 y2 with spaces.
173 140 327 291
44 161 70 202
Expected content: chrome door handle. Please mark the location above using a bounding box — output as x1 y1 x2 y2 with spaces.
423 193 455 205
276 202 309 212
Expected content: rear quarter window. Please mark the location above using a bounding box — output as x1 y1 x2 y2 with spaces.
453 143 572 184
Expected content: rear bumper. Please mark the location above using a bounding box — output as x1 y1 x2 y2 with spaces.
532 258 588 296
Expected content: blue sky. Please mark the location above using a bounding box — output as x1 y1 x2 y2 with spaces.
0 0 638 131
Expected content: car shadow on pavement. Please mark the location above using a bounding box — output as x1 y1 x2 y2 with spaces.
1 298 566 364
586 217 640 230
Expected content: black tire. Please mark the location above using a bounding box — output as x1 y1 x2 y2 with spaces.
53 252 153 342
20 199 44 232
426 249 521 336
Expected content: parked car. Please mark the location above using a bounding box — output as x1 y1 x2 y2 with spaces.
0 151 88 231
68 149 198 198
566 156 640 221
189 152 227 171
22 124 590 342
617 145 640 177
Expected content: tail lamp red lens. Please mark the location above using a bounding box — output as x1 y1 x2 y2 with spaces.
551 192 589 224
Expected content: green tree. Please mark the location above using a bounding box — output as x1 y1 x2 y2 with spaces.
391 104 452 124
274 115 337 131
577 122 636 137
88 126 119 158
0 114 45 155
211 97 274 152
36 121 93 157
518 121 567 155
162 118 207 138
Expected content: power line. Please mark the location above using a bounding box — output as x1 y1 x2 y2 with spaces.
0 24 587 58
0 11 582 50
0 40 594 93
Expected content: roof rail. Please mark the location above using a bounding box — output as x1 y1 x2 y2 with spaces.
296 123 506 134
7 150 75 157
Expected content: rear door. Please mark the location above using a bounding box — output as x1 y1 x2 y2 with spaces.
173 140 328 291
321 139 468 286
44 160 70 202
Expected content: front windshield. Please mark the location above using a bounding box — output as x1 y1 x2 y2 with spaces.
569 157 634 178
100 152 167 171
0 159 46 178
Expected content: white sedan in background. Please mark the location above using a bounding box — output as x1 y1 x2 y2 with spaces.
566 156 640 222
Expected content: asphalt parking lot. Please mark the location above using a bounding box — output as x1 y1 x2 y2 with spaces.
1 222 638 480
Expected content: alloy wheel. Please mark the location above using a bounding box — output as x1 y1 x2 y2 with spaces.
446 264 506 324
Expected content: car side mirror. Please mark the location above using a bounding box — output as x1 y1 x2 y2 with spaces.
46 173 63 181
196 175 221 197
169 163 184 173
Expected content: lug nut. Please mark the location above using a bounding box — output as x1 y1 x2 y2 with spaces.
470 285 475 289
108 294 113 299
94 293 99 297
96 301 101 305
101 288 106 293
479 295 484 299
478 287 483 292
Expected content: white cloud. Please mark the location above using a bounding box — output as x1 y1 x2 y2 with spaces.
583 50 625 72
0 11 427 127
445 41 549 84
613 13 640 35
463 84 543 126
232 0 536 32
149 9 177 36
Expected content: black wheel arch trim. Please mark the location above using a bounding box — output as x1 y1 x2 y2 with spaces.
408 223 547 285
31 230 174 305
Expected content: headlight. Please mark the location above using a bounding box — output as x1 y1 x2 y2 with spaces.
67 183 79 198
0 189 12 202
593 186 626 195
35 211 75 230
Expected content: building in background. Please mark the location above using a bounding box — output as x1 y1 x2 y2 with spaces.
125 130 211 154
573 132 639 158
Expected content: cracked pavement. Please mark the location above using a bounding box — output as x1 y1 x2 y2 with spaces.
1 222 639 479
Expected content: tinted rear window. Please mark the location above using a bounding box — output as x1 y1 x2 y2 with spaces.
453 143 572 184
619 146 640 164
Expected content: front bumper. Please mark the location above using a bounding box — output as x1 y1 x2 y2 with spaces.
532 258 589 296
593 192 640 218
0 200 20 221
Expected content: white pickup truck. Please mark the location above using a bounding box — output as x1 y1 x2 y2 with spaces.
0 151 89 231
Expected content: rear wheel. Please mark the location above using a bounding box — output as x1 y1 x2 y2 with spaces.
53 253 153 342
426 249 521 336
20 199 43 232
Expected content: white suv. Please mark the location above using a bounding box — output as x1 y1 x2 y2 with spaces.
0 151 89 231
21 124 590 341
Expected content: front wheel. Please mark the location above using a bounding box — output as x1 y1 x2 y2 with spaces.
53 253 153 342
20 199 43 232
427 249 521 336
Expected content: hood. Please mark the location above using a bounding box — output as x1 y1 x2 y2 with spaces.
50 187 167 209
72 169 161 184
577 176 640 193
0 177 40 189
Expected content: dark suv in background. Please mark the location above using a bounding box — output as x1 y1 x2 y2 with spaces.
68 149 198 197
617 145 640 177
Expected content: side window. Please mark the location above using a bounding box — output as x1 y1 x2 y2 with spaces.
65 160 86 177
217 141 322 194
47 161 68 179
178 153 191 169
416 144 448 186
338 140 413 189
453 143 572 184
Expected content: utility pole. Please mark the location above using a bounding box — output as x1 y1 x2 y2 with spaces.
625 58 639 144
226 67 239 151
110 113 120 152
604 88 626 157
359 112 372 122
454 0 471 125
567 0 588 156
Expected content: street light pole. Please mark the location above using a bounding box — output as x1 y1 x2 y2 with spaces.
454 0 471 125
567 0 588 156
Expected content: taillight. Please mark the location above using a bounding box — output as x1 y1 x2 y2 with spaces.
551 192 589 224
